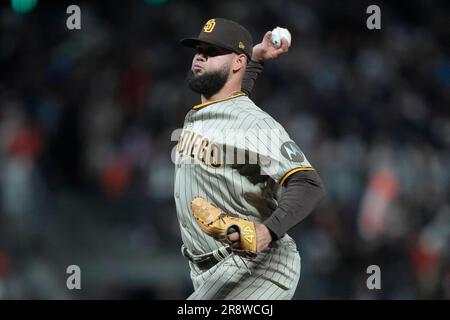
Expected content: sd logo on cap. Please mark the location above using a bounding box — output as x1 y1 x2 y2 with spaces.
203 19 216 33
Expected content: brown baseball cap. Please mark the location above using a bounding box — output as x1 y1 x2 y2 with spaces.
181 18 253 60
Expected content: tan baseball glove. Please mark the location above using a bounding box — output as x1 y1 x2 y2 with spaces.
191 197 257 257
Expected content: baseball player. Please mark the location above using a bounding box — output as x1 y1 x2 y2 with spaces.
175 18 325 300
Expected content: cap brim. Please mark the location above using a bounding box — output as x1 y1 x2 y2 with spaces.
180 37 251 60
180 37 205 48
180 38 236 54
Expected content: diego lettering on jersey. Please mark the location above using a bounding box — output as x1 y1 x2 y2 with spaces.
175 128 287 172
176 129 222 168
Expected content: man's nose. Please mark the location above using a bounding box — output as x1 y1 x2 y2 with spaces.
195 53 207 61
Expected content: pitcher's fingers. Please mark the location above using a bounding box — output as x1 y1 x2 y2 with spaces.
227 232 240 242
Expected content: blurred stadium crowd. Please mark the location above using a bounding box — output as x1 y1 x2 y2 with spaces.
0 0 449 299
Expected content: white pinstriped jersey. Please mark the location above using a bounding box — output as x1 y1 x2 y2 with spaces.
174 92 314 256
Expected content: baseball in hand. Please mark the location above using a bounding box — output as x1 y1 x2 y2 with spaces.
271 27 291 48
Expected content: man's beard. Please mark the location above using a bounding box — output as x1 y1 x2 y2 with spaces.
186 64 230 99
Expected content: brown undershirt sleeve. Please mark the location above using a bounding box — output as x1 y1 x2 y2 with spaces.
241 60 264 96
263 170 326 240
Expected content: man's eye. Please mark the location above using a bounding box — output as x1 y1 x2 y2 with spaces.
202 49 212 55
207 49 218 56
197 47 220 56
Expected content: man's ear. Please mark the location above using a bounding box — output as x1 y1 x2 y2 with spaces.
231 53 248 73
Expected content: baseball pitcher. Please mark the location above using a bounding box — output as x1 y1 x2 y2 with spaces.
175 18 325 300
